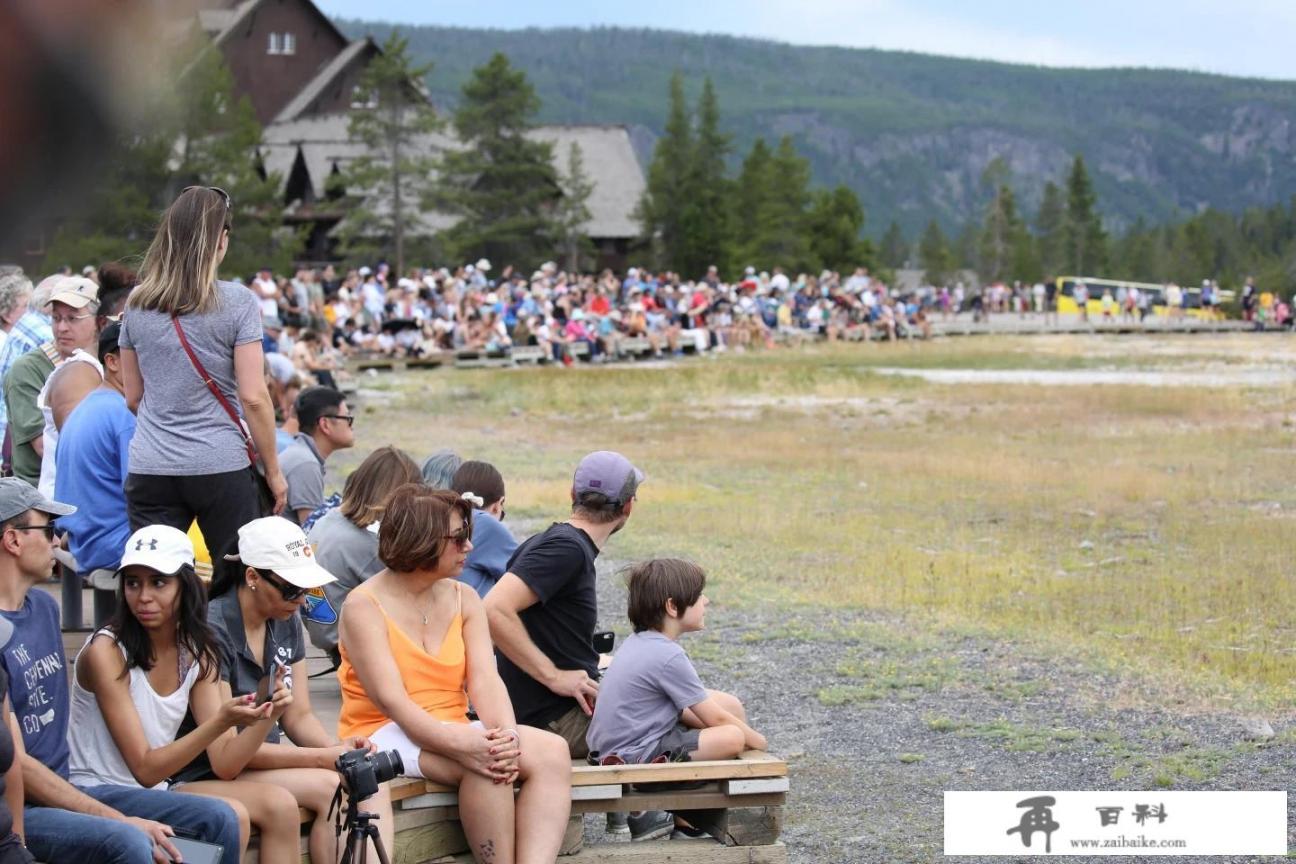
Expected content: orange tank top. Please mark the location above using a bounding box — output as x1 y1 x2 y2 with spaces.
338 582 470 739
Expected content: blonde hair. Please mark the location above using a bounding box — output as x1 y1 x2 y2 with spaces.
130 187 230 315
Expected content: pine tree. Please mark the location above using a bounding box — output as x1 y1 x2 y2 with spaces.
1035 180 1067 277
807 186 869 273
979 183 1022 283
879 221 909 269
679 77 732 278
1064 155 1107 274
555 142 595 272
637 72 694 273
333 34 441 276
731 138 774 270
437 52 557 270
762 136 813 271
918 219 954 286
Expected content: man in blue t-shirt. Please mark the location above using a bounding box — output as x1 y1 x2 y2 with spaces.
0 478 240 864
55 322 135 577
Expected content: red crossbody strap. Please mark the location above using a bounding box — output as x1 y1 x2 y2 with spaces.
171 315 257 464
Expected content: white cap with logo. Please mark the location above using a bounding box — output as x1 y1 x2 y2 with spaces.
117 525 195 576
225 517 336 589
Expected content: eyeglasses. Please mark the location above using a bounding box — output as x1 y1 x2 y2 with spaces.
51 313 94 326
442 523 472 550
257 569 306 602
183 185 232 211
9 524 56 541
321 414 355 427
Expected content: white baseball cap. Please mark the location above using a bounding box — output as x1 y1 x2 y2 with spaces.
475 258 491 272
118 525 195 576
225 517 336 589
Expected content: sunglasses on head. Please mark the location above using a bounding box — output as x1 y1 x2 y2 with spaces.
183 185 232 210
255 569 306 602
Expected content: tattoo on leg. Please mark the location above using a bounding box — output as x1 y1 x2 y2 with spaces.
478 838 496 862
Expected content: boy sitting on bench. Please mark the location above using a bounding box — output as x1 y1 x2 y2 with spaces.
587 559 766 838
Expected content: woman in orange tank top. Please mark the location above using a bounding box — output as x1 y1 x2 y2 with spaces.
338 484 571 864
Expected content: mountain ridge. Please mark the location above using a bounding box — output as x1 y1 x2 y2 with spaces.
335 20 1296 239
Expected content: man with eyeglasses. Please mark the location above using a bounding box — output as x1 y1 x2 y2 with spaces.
278 386 354 525
3 277 101 487
0 477 242 864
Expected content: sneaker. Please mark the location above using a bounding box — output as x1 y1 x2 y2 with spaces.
670 824 713 841
628 810 674 842
605 812 629 836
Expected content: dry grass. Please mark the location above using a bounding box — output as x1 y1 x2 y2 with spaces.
339 336 1296 709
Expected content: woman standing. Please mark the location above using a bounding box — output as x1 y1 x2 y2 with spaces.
119 186 286 562
194 516 395 861
338 485 571 864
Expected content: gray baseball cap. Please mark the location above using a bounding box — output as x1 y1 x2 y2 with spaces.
572 451 644 506
0 478 75 523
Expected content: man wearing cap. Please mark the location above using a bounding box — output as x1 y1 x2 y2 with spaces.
278 387 355 525
485 451 643 754
54 321 135 597
0 478 241 864
4 276 101 487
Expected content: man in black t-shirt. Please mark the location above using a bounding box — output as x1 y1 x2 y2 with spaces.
485 450 643 759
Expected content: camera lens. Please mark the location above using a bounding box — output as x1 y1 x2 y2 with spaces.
371 750 404 784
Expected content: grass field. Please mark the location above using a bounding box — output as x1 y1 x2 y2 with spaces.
340 334 1296 711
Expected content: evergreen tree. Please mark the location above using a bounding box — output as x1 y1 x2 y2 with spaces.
554 142 595 272
879 221 909 269
979 183 1021 283
807 186 871 273
731 138 774 269
1064 155 1107 274
679 76 732 278
761 136 813 271
918 219 954 286
333 34 441 276
637 72 694 273
1035 180 1067 277
437 52 557 270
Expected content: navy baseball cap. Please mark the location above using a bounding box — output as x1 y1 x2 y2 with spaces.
572 451 644 506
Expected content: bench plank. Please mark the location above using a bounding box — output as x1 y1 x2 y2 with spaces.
571 790 785 814
572 753 786 786
437 840 787 863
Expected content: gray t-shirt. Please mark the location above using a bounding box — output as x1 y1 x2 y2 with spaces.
303 507 383 653
279 434 325 521
119 281 262 476
586 630 708 763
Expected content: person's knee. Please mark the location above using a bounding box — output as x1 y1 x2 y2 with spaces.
98 822 157 863
256 784 302 827
712 690 746 720
530 729 572 780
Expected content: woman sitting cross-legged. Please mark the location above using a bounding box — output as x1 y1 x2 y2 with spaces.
176 516 395 862
338 484 571 864
66 525 300 863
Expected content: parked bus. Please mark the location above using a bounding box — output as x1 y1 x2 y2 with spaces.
1055 276 1234 320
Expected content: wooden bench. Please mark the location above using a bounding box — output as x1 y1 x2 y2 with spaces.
252 751 788 863
616 337 654 360
453 349 511 370
567 341 591 361
509 345 549 366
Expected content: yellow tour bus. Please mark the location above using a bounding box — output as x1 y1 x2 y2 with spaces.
1055 276 1235 319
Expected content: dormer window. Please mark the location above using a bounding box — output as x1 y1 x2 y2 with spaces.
267 32 281 54
350 86 379 109
282 33 296 55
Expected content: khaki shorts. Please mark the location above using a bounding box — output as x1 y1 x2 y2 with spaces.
546 704 591 760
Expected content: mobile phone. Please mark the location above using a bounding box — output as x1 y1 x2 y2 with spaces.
167 836 223 864
592 630 615 654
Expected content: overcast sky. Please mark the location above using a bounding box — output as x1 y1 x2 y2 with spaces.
315 0 1295 81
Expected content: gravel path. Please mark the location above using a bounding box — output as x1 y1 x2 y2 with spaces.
577 548 1296 863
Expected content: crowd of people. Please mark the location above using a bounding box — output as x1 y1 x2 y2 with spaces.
0 185 768 864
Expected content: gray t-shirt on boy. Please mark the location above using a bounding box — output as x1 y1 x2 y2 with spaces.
119 281 262 476
586 630 708 763
303 508 383 653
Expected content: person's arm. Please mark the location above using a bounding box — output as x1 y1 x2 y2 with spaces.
4 699 23 842
460 587 521 783
689 696 767 752
49 364 101 430
189 664 285 781
245 659 344 770
233 339 287 514
119 348 143 413
76 635 270 788
7 359 46 454
337 589 499 778
483 574 598 714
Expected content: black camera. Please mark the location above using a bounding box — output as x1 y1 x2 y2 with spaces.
335 748 403 802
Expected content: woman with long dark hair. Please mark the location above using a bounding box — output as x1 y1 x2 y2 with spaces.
119 186 286 563
66 524 301 863
338 484 571 864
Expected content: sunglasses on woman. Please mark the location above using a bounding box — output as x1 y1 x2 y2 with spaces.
256 569 306 602
442 522 473 550
183 185 232 211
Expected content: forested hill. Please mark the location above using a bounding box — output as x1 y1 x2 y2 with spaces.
336 20 1296 238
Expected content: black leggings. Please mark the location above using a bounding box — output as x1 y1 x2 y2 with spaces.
125 467 264 565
